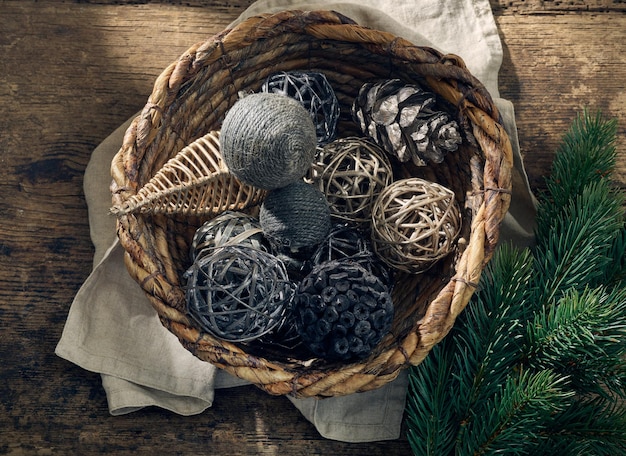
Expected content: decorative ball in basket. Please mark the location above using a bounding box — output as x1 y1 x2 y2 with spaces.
110 10 512 398
310 137 393 225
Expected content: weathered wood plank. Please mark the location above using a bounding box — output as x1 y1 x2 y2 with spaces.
491 0 626 13
16 0 626 13
496 13 626 190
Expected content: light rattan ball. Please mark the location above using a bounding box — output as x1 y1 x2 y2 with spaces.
313 137 393 225
370 178 461 273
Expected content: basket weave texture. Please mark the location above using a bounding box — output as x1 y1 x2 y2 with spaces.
110 9 513 398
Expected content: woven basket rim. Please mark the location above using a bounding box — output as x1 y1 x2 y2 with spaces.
110 9 513 398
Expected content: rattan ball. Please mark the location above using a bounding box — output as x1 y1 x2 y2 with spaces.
190 211 266 261
260 180 332 253
220 92 317 190
184 245 295 342
310 223 392 284
262 71 340 145
313 137 393 225
370 178 462 273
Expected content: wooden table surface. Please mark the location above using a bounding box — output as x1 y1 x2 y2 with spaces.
1 1 625 454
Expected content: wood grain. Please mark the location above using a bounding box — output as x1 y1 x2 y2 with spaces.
496 13 626 190
0 1 624 454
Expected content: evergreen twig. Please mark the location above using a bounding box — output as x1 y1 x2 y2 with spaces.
405 110 626 455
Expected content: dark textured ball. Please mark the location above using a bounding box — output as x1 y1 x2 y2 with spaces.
184 245 295 342
220 92 317 190
190 211 266 261
293 259 394 362
310 223 393 285
262 71 340 145
259 180 332 253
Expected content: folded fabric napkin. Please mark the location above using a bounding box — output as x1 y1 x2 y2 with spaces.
56 0 537 443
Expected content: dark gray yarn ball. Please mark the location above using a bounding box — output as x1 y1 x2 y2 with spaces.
221 92 317 190
260 181 332 252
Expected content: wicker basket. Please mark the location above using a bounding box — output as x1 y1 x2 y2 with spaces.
110 9 513 398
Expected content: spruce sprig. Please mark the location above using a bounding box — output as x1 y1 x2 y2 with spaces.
405 110 626 455
532 180 624 306
537 109 618 236
525 286 626 398
406 340 458 455
537 397 626 456
457 370 573 456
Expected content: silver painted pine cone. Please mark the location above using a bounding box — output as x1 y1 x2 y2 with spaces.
352 79 462 166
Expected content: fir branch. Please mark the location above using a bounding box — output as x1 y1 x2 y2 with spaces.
603 227 626 287
458 369 573 456
525 286 626 398
404 110 626 455
407 245 533 456
406 340 459 456
538 396 626 455
537 109 618 235
452 245 532 429
532 180 624 306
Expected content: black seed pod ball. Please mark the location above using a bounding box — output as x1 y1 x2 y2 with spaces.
260 180 332 253
184 245 295 342
221 92 317 190
293 260 394 362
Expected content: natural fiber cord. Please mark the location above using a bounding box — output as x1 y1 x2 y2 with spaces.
221 92 317 190
110 10 512 398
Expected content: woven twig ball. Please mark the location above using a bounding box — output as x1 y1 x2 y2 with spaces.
371 178 462 273
262 71 340 145
312 137 393 225
220 92 317 190
260 180 332 253
293 259 394 361
310 223 392 284
184 245 295 342
190 211 266 261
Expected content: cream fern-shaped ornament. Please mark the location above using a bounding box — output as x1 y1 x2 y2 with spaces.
110 131 266 216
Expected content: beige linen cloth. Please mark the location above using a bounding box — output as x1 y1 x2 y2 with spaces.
56 0 537 443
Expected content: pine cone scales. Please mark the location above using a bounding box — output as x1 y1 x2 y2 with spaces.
352 79 462 165
293 260 394 361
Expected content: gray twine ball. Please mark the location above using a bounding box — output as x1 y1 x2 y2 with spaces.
260 180 332 252
221 92 318 190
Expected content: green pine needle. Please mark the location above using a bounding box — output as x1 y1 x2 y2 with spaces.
604 227 626 287
406 245 534 455
406 340 459 456
458 369 573 456
538 397 626 455
525 286 626 398
533 179 624 306
404 109 626 455
538 109 618 230
452 245 532 418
